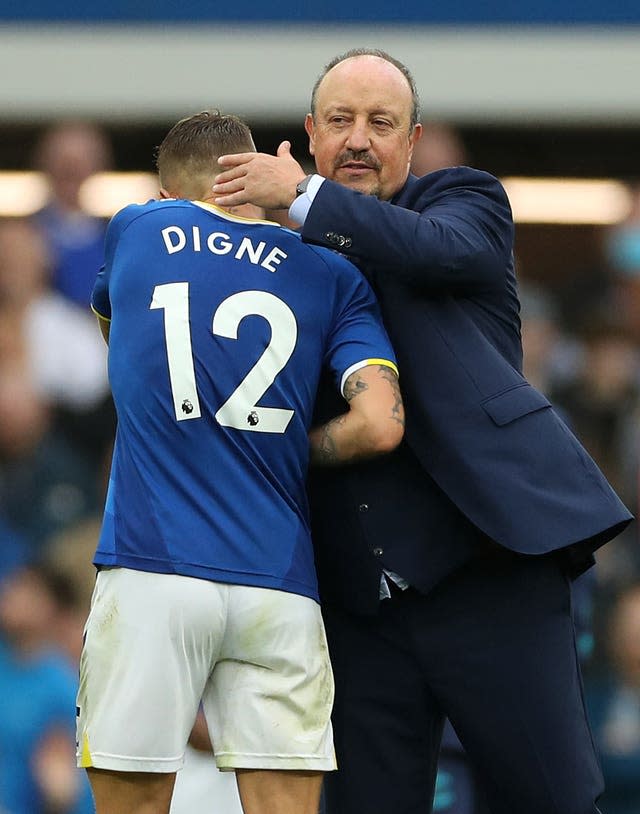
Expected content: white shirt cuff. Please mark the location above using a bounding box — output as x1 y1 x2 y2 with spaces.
288 174 325 225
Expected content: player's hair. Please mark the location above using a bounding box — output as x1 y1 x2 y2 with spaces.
156 109 255 199
310 48 421 131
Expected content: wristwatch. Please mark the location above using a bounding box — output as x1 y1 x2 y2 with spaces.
295 175 314 197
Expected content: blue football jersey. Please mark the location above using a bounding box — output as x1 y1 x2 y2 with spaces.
91 200 396 601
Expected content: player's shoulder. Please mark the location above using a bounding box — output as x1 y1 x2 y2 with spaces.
302 245 372 313
106 199 169 237
299 240 361 279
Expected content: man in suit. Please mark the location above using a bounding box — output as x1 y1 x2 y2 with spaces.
212 48 633 814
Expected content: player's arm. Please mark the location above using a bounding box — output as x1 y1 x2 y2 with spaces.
309 364 404 466
89 205 141 348
92 309 110 345
91 265 111 345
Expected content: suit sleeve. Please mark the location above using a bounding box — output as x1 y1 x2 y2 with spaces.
301 168 514 294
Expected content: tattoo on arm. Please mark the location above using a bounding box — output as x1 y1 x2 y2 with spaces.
314 414 346 464
344 373 369 402
378 365 405 428
311 363 403 465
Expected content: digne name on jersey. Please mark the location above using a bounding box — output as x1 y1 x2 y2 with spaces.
161 226 288 273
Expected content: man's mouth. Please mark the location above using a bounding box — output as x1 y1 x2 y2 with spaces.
340 162 375 173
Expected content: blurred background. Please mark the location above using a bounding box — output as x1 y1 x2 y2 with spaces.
0 3 639 813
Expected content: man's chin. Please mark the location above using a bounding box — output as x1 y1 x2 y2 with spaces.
333 174 379 197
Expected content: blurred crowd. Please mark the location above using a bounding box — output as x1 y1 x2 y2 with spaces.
0 118 639 814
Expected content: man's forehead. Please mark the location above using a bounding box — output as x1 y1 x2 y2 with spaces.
316 56 413 108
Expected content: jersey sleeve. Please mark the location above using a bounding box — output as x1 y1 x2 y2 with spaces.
324 255 398 397
90 203 146 321
91 265 111 322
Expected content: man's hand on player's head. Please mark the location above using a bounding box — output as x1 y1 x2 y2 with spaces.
213 141 307 210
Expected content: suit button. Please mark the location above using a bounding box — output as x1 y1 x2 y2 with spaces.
373 547 384 557
359 503 368 512
344 238 352 248
325 231 337 243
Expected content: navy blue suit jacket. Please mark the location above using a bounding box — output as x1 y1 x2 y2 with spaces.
304 167 632 615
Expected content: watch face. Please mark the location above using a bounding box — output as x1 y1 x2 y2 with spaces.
296 175 312 196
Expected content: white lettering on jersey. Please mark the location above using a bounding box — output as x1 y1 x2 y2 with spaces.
261 246 288 273
235 237 266 264
162 226 187 254
207 232 233 255
160 226 288 271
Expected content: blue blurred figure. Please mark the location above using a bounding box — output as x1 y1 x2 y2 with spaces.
587 584 640 814
0 563 93 814
31 121 112 309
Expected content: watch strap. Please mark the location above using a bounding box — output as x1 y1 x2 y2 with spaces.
295 174 314 196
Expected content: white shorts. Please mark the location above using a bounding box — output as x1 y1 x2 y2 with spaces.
76 568 335 773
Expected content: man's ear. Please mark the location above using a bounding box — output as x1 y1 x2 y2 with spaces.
407 123 423 165
304 113 315 157
158 187 172 199
412 123 423 145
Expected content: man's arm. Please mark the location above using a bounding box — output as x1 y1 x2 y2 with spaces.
299 172 514 293
214 147 514 295
309 364 404 466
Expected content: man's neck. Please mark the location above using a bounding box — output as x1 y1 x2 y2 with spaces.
196 194 266 221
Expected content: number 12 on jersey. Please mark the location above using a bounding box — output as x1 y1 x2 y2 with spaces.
150 282 298 434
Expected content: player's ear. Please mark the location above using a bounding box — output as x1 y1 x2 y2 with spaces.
158 187 172 199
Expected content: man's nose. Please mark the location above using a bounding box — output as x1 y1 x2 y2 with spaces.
345 120 372 151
